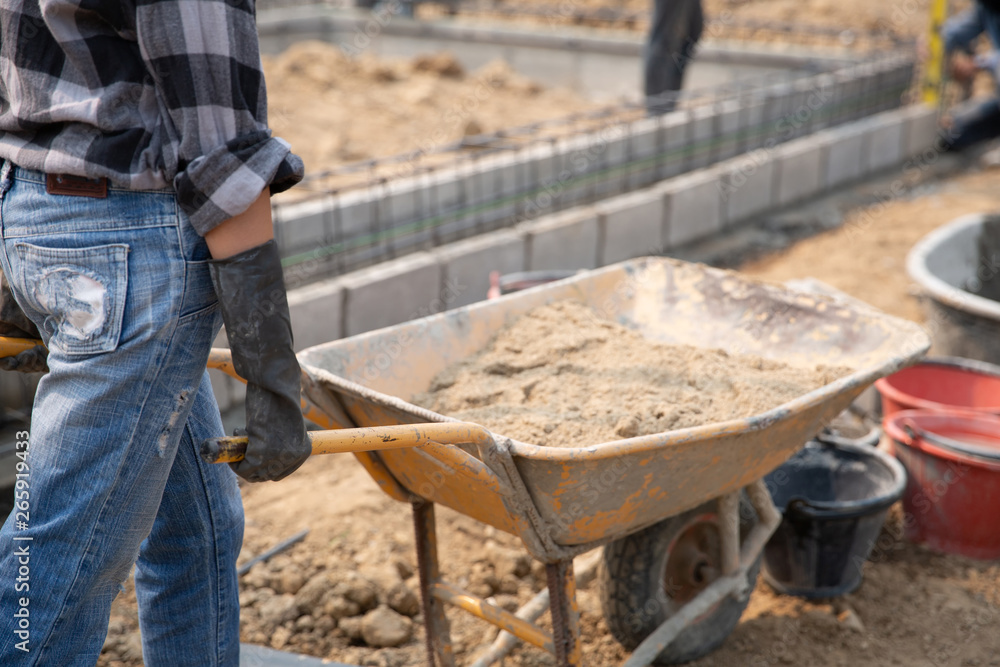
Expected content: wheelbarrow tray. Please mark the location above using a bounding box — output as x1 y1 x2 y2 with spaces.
297 257 928 556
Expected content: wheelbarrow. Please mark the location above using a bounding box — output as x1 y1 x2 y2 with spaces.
3 257 930 666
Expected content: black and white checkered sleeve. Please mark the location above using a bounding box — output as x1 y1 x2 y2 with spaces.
133 0 303 235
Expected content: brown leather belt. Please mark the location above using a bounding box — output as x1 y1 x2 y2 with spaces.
45 173 107 198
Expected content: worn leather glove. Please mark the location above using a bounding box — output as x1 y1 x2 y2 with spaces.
0 271 47 373
209 240 310 482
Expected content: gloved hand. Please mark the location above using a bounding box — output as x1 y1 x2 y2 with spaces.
0 271 47 373
208 240 310 482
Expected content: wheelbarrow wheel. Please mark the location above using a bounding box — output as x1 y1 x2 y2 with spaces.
599 495 761 664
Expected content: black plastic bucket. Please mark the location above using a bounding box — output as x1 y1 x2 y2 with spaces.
762 439 906 598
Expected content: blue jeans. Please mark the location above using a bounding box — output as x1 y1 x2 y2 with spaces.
0 163 243 665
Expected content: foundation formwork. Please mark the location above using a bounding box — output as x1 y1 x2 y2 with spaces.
270 52 915 288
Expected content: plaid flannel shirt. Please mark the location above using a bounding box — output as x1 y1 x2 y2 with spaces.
0 0 302 235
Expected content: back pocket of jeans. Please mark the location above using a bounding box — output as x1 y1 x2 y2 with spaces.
14 242 128 356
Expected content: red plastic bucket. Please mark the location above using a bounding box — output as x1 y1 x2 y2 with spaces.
875 357 1000 418
883 410 1000 560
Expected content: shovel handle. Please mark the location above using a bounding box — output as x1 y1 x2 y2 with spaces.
200 422 495 464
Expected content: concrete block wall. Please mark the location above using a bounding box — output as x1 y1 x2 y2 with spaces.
434 229 526 308
340 252 442 337
865 114 905 173
659 111 692 181
902 103 944 157
273 55 916 284
596 190 664 265
821 123 868 189
661 169 723 248
289 277 345 351
774 140 823 208
524 208 600 271
626 117 664 190
721 154 777 226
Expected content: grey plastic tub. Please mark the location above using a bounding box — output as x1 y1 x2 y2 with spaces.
907 213 1000 363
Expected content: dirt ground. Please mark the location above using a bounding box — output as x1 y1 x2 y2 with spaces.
741 169 1000 323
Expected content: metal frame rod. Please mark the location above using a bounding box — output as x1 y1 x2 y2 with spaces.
413 502 456 667
431 581 555 652
469 590 551 667
717 492 741 576
546 561 582 667
741 479 782 569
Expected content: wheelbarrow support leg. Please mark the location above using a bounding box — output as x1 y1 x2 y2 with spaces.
413 501 456 667
546 560 582 667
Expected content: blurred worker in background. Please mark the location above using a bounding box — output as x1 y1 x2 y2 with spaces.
942 0 1000 150
0 0 311 663
645 0 704 114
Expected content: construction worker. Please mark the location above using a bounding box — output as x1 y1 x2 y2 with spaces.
0 0 310 664
942 0 1000 149
645 0 704 114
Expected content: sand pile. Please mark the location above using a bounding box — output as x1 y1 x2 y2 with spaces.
415 301 847 447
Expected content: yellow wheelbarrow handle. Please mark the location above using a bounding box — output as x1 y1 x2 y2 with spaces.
0 336 45 356
0 340 495 464
201 422 494 464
